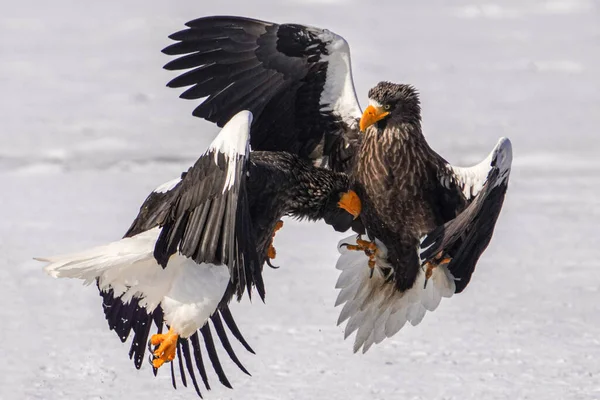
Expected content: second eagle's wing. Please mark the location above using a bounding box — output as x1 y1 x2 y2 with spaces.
41 111 260 398
152 110 263 301
333 138 512 353
162 16 362 171
421 137 513 293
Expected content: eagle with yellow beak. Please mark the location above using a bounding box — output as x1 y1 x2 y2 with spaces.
163 14 512 352
163 14 513 357
40 15 513 399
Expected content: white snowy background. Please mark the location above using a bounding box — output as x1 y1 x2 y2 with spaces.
2 0 599 399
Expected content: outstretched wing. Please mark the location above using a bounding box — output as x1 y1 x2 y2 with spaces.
98 286 254 398
47 110 261 398
153 110 263 301
421 137 513 293
162 15 362 171
68 110 257 397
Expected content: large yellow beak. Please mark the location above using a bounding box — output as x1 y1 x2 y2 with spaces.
359 105 390 132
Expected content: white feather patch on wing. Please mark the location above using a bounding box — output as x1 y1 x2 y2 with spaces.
38 227 230 338
153 177 181 194
449 137 513 199
335 235 455 353
208 110 252 192
318 30 362 123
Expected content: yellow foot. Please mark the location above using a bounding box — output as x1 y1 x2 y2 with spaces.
337 190 362 219
267 220 284 260
341 237 378 275
150 327 179 369
423 252 452 289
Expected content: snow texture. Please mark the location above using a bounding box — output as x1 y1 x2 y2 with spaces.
2 0 600 399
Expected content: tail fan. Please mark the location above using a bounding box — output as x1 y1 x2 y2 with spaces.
334 235 455 353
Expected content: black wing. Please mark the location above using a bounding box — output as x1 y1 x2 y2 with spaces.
421 138 512 293
98 285 254 398
100 111 259 398
124 175 186 237
153 111 263 301
162 16 362 171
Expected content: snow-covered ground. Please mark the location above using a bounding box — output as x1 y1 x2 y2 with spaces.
2 0 599 399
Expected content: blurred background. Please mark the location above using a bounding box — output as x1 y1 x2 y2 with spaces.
1 0 599 399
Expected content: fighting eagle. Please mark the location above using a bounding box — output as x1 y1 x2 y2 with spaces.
40 14 512 398
40 111 359 396
162 15 512 353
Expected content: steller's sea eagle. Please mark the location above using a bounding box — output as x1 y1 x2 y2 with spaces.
39 111 360 397
162 16 513 354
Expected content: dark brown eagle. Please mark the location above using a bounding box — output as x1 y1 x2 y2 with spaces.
162 15 513 353
40 14 512 399
40 111 360 397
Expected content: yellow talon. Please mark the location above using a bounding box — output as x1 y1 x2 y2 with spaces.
267 220 284 260
267 246 276 260
150 327 179 369
423 253 452 289
341 236 378 274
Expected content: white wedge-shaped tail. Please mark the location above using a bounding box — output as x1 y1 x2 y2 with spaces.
40 227 230 338
39 110 256 339
334 235 455 353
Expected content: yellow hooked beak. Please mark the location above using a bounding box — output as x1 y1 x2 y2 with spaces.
359 105 390 132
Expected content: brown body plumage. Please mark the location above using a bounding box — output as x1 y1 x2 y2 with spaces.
354 83 467 291
162 16 513 355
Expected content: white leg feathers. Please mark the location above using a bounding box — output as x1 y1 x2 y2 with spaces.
39 227 230 338
335 235 455 353
161 258 230 338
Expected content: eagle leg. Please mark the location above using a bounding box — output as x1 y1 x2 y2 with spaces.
149 327 179 369
423 252 452 289
337 190 362 219
267 220 284 264
341 237 379 276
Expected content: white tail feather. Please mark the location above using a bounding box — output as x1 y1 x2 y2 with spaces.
39 227 230 337
335 235 455 353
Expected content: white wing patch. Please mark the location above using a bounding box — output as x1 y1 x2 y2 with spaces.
39 227 230 338
208 110 253 192
318 30 363 123
448 137 513 199
153 177 181 194
335 235 455 353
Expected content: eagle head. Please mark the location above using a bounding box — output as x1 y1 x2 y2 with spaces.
360 82 421 131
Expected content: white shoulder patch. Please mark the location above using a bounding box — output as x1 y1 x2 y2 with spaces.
208 110 253 192
334 235 455 353
153 177 182 194
318 30 363 123
449 137 513 199
209 110 253 159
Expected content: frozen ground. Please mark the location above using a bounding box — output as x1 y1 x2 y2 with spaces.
2 0 599 399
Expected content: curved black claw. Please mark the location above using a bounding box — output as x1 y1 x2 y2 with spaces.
147 341 160 374
266 258 279 269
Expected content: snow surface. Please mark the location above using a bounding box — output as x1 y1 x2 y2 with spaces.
2 0 600 399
